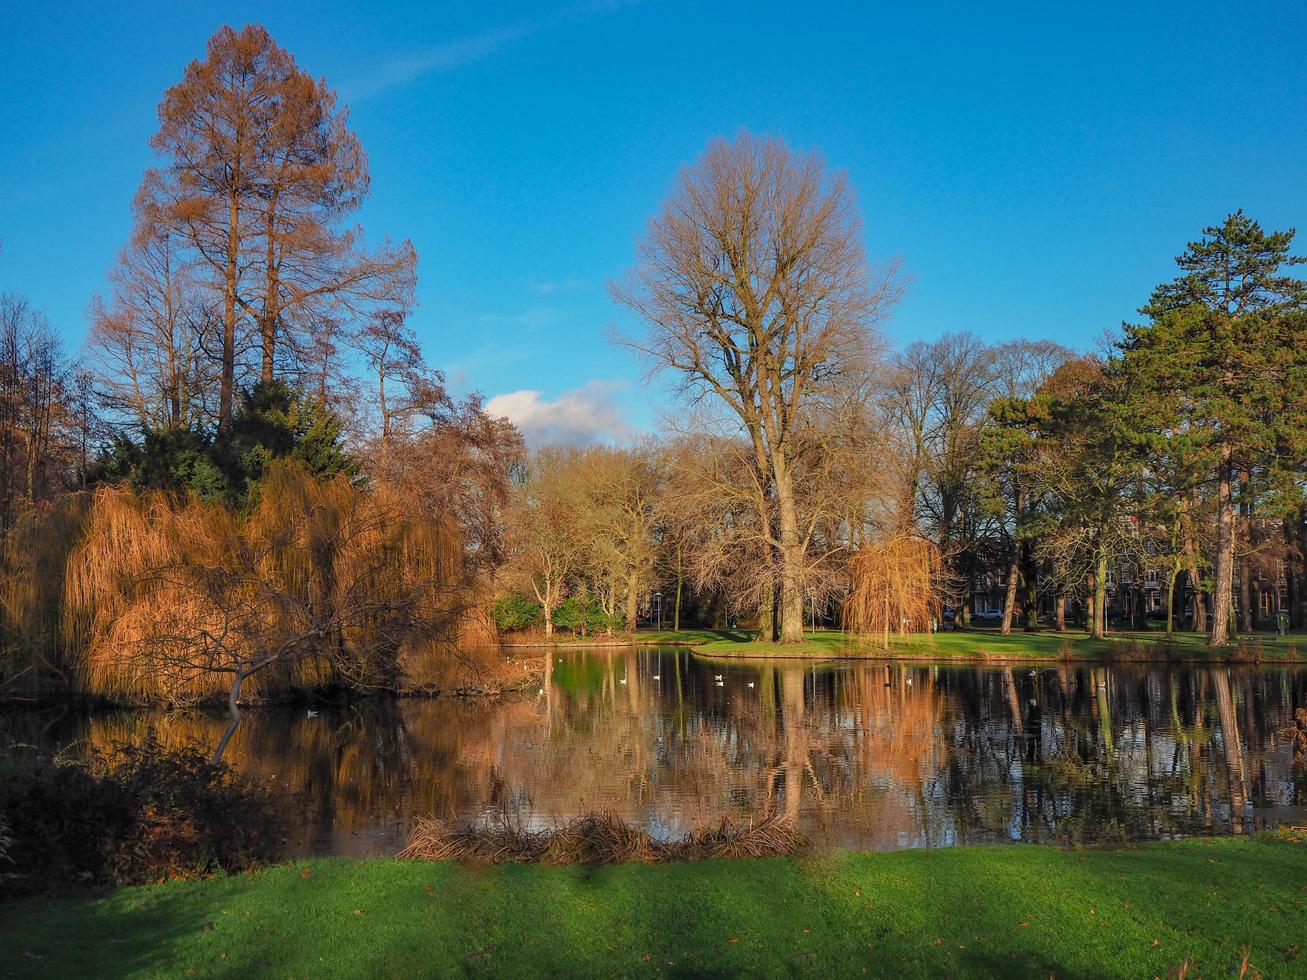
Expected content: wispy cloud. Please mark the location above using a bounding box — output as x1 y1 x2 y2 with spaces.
485 380 634 447
348 1 643 101
529 277 590 294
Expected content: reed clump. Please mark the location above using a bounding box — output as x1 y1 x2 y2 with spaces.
397 811 804 865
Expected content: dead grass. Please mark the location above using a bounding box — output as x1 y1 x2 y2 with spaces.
397 810 804 865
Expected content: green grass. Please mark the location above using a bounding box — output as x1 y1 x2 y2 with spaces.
635 627 749 646
3 836 1305 977
681 627 1305 662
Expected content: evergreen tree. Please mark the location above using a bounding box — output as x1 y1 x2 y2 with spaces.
1125 213 1307 645
94 380 355 508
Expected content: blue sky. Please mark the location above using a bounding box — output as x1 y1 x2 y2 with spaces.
2 0 1305 443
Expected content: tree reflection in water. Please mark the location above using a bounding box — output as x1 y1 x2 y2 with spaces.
3 650 1304 856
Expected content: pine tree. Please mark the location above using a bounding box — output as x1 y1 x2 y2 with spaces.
1125 213 1307 645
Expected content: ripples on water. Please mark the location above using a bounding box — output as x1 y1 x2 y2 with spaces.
3 648 1305 856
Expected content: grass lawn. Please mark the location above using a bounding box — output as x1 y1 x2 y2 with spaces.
678 627 1305 662
3 835 1305 977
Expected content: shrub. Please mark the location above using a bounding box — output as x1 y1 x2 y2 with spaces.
0 732 284 895
552 597 623 637
493 594 544 633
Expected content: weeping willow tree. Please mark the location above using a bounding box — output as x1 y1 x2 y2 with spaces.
65 460 470 762
0 493 93 695
842 534 943 649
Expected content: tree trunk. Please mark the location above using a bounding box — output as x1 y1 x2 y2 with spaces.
1166 559 1180 637
757 584 775 643
999 545 1019 635
773 456 806 644
1092 551 1108 640
1210 446 1235 646
1086 578 1095 636
1020 538 1039 632
673 567 682 632
625 569 638 634
1055 590 1066 631
211 669 247 766
1238 469 1254 632
1183 523 1205 633
219 184 239 430
261 200 278 384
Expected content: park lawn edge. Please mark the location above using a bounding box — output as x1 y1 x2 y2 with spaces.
2 834 1305 977
683 628 1306 664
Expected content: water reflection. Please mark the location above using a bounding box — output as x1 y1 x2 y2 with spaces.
3 649 1305 856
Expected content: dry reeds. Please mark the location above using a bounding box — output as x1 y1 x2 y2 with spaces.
842 534 943 648
397 811 804 865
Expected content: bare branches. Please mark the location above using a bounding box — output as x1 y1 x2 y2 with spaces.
613 132 901 642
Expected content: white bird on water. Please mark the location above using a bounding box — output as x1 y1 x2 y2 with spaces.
715 680 725 687
306 709 318 719
747 681 755 688
619 677 628 685
652 674 661 680
714 674 723 681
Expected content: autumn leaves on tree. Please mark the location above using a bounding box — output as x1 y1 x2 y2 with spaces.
92 24 415 433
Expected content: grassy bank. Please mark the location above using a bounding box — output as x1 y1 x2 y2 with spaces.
3 835 1304 977
679 627 1305 662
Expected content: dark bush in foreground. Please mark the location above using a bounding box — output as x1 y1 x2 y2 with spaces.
398 811 803 864
0 732 284 895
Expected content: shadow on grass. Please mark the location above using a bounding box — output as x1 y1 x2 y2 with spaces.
5 836 1304 977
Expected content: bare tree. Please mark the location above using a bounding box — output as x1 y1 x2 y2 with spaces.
0 295 76 530
614 132 899 642
501 449 585 636
88 187 214 431
147 24 414 428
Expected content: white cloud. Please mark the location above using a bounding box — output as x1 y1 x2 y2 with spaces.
347 22 537 100
485 381 634 447
348 1 645 101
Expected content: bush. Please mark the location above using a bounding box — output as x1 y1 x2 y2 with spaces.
552 598 624 637
493 594 544 633
0 732 284 895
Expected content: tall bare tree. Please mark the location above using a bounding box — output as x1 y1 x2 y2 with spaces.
88 185 214 431
615 132 899 642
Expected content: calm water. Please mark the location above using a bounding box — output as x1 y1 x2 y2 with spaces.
4 648 1305 856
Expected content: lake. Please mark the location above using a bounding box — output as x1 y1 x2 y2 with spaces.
3 648 1304 856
